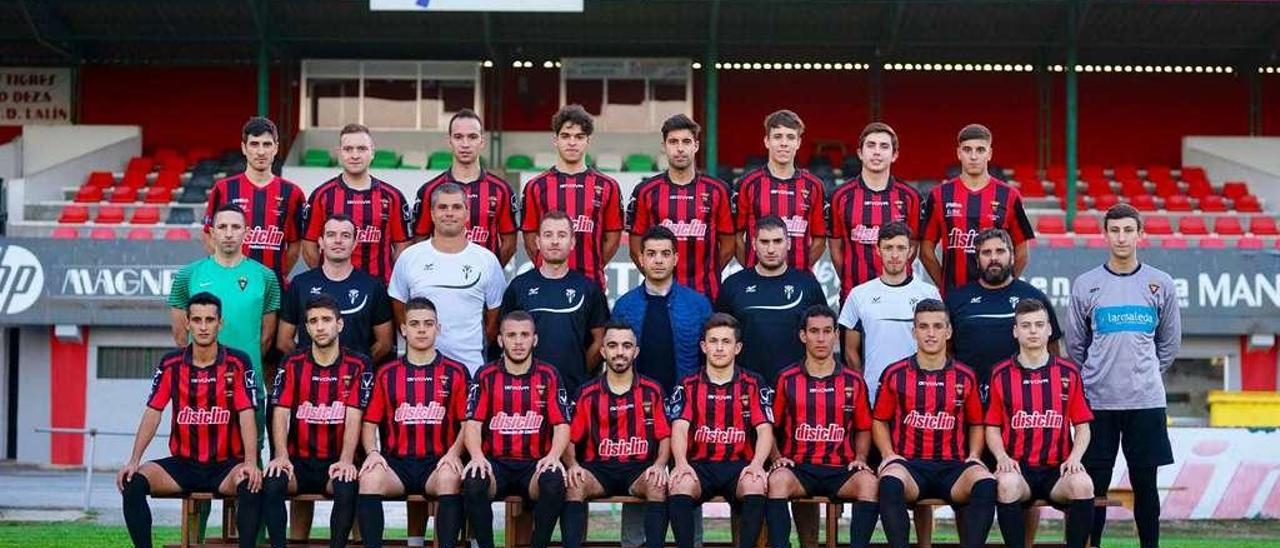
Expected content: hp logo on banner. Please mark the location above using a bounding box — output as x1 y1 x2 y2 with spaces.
0 245 43 314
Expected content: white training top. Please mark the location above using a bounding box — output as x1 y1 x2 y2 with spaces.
837 274 941 400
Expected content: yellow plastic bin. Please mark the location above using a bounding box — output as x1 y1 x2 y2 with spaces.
1207 390 1280 427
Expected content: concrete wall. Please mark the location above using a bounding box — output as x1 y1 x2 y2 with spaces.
84 327 175 469
15 326 50 464
1183 136 1280 207
0 138 20 180
21 125 141 175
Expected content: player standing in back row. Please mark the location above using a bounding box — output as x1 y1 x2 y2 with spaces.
521 105 624 288
920 124 1034 293
734 110 827 272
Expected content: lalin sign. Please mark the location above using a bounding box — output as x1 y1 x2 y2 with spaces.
0 67 72 125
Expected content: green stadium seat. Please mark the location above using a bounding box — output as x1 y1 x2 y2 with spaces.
505 154 534 171
302 149 333 167
427 151 453 170
624 154 656 172
371 150 402 169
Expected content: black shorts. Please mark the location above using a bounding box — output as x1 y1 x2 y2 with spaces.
1083 408 1174 469
690 461 748 502
154 456 239 494
492 458 540 500
789 463 858 499
582 461 649 497
292 457 337 495
896 459 984 503
1022 466 1063 507
385 454 440 496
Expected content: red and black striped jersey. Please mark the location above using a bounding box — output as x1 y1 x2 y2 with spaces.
570 374 671 464
920 177 1035 292
873 357 983 461
146 345 257 464
303 176 411 283
772 363 873 466
466 360 569 461
519 168 624 287
828 176 921 299
668 367 772 462
203 174 307 279
270 348 373 460
362 353 470 459
734 167 828 272
412 170 517 254
626 172 735 300
985 357 1093 468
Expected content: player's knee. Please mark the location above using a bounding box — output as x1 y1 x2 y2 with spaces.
537 469 566 500
565 480 586 501
878 475 905 505
435 465 462 488
1064 473 1094 500
739 472 766 495
970 477 996 503
332 478 357 503
669 475 697 496
851 471 878 501
462 475 490 502
766 469 793 496
264 474 289 498
995 473 1023 503
357 469 385 494
122 474 151 501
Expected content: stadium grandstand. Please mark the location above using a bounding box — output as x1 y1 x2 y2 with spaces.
0 0 1278 545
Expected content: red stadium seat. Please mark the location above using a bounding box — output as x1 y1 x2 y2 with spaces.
1159 237 1188 249
1037 215 1067 235
1114 165 1139 182
1237 236 1265 250
1249 216 1278 236
89 228 116 240
1130 194 1158 212
1086 179 1114 199
1049 236 1076 248
1018 180 1047 198
1015 164 1038 182
1235 194 1262 213
1186 178 1214 199
120 170 148 189
108 186 139 204
96 205 125 224
86 171 115 188
144 187 174 204
164 227 193 241
1081 165 1106 183
126 228 155 240
131 206 160 225
1214 216 1244 236
154 170 183 189
1222 181 1249 201
74 185 104 203
1073 215 1102 235
1152 177 1180 198
58 205 89 224
51 227 79 239
1092 194 1119 211
126 156 154 174
1181 166 1209 184
1047 165 1066 186
1144 215 1173 236
1164 195 1193 212
1198 237 1226 249
1199 195 1228 212
1118 178 1148 198
1147 165 1173 184
1177 216 1208 236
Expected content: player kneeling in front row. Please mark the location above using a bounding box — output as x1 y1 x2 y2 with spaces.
767 305 878 548
874 299 996 548
562 321 671 548
668 313 773 548
462 311 571 548
356 297 470 548
118 292 264 548
986 299 1095 548
263 295 372 548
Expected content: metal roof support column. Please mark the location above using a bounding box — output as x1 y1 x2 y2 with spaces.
704 0 721 176
1065 0 1080 228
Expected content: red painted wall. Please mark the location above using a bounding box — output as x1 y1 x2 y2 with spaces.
495 67 562 132
1239 336 1278 391
1263 74 1280 136
49 327 88 466
0 126 20 144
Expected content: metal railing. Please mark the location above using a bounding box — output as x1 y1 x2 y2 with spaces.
32 426 166 512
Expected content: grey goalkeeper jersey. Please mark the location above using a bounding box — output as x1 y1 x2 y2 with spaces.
1066 263 1182 410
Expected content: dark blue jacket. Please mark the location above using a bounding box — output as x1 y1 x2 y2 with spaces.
611 282 712 384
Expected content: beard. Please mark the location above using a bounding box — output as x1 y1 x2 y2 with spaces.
980 262 1012 285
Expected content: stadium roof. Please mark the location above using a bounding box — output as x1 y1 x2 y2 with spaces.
2 0 1280 68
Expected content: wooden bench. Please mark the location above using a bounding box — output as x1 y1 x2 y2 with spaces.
903 497 1121 548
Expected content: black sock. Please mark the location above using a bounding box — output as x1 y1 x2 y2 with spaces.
1066 498 1094 548
463 476 495 548
262 474 289 548
849 500 879 548
644 501 668 548
737 495 766 548
430 494 462 548
356 494 384 548
121 475 153 548
531 471 566 548
765 499 791 548
1130 467 1160 548
236 481 264 548
878 477 910 548
961 479 996 548
669 495 696 548
996 502 1026 548
328 479 357 548
562 500 587 548
1086 464 1113 548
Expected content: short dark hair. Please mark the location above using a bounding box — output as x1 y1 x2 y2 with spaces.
213 203 246 221
241 117 278 142
501 309 536 330
1013 298 1049 320
404 297 437 316
974 228 1012 251
602 319 635 338
1103 203 1143 231
187 292 222 317
703 313 742 341
448 108 483 134
799 304 838 331
858 122 898 151
877 220 913 243
640 225 678 251
340 123 371 139
957 123 992 144
538 210 573 232
661 114 701 140
552 104 594 136
430 182 467 207
323 213 356 232
764 109 805 134
304 294 341 319
755 214 788 235
913 298 948 319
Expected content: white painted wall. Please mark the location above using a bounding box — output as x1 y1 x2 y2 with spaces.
15 326 50 464
0 138 20 180
84 327 176 468
21 125 140 175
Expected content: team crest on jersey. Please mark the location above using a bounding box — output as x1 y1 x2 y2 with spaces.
1148 283 1160 295
1061 376 1071 401
872 296 882 304
423 263 435 272
488 195 499 214
565 288 577 303
237 276 248 291
462 264 474 278
642 400 654 425
348 289 360 304
437 373 451 397
739 393 751 419
783 285 795 300
534 383 547 409
953 383 966 408
1009 296 1020 308
843 385 856 413
909 297 920 308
